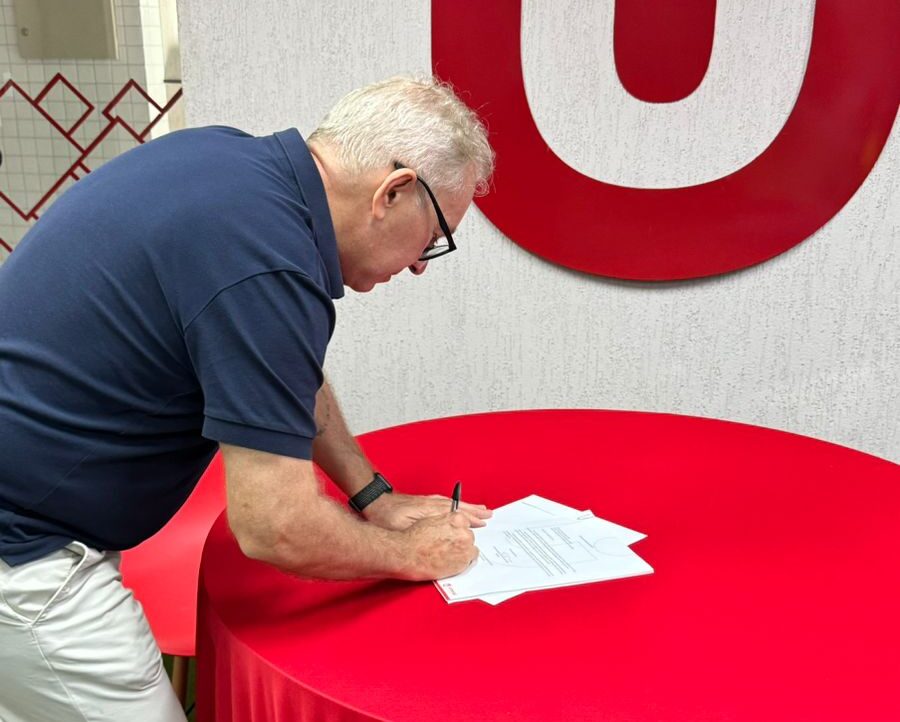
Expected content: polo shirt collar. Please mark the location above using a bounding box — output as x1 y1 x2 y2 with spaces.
274 129 344 299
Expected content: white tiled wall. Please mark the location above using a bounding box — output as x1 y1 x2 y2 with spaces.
0 0 179 258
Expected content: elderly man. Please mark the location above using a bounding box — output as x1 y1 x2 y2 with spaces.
0 76 494 721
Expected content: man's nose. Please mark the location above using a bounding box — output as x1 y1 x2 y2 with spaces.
408 260 429 275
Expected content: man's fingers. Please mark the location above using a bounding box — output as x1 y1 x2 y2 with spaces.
458 501 492 518
448 511 471 528
418 493 491 512
461 512 487 528
446 508 488 529
425 497 492 515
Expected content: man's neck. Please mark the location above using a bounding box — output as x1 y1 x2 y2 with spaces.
308 143 363 247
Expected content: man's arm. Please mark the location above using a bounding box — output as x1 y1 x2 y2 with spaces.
311 378 377 498
221 442 477 580
311 379 492 530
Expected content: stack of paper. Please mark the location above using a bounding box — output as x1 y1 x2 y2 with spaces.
434 495 652 605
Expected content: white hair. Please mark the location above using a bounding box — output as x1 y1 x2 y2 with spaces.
308 75 494 197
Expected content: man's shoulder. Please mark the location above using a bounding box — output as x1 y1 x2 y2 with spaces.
150 124 254 146
121 125 258 172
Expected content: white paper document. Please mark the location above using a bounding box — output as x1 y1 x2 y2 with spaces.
489 494 646 544
434 495 652 605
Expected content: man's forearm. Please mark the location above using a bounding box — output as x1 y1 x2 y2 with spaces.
222 443 476 582
246 491 414 580
312 379 376 497
224 442 413 579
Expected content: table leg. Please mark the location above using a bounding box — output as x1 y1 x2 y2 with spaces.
171 655 190 707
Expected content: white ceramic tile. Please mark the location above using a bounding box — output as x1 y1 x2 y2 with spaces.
1 139 21 155
109 64 132 82
43 100 63 120
124 26 142 46
14 118 34 135
94 63 112 83
76 65 96 83
20 155 37 173
66 101 90 120
14 102 34 120
50 137 71 154
95 82 117 99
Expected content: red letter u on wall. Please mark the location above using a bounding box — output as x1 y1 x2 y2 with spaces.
432 1 899 280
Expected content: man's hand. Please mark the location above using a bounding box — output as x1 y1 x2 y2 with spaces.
362 491 492 531
400 512 479 580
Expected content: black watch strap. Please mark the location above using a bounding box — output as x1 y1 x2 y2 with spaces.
348 472 393 513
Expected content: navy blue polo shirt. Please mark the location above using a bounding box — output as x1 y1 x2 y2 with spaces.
0 126 344 565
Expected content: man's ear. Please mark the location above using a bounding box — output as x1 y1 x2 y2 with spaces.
372 168 417 220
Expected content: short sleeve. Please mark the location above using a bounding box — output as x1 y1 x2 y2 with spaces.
184 271 335 459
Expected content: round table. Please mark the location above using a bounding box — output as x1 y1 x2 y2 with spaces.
196 410 900 721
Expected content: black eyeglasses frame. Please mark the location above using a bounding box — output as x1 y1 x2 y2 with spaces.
393 162 457 262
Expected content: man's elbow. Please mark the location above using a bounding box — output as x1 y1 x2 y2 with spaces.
228 511 289 566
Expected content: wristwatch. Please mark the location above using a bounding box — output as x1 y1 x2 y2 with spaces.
348 472 393 513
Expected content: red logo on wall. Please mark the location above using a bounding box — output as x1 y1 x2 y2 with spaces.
432 0 899 280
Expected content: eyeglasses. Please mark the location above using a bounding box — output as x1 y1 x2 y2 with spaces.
393 162 457 262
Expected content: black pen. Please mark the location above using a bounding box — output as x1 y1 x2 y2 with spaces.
451 481 461 512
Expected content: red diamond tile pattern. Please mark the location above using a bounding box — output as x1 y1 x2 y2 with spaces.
0 73 182 255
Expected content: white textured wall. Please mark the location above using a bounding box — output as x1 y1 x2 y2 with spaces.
179 0 900 462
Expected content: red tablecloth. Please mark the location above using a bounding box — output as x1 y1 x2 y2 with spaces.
196 410 900 721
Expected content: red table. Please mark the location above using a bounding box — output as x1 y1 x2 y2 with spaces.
196 410 900 721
